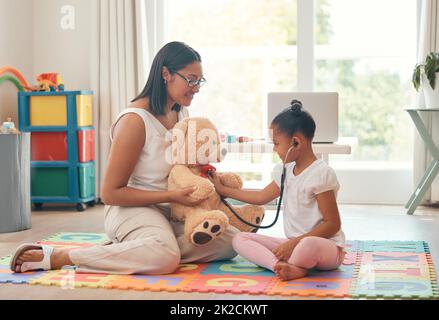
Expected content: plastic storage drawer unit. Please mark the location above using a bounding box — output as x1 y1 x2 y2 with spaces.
18 90 96 211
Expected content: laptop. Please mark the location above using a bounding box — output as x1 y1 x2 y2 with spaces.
266 92 339 143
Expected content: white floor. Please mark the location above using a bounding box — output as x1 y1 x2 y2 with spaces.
0 203 438 300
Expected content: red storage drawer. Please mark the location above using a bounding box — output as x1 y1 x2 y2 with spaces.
31 132 67 161
31 130 94 162
78 129 95 162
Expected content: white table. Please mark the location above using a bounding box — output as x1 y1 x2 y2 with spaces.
405 108 439 215
225 141 351 163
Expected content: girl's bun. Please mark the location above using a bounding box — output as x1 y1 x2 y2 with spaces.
290 99 303 112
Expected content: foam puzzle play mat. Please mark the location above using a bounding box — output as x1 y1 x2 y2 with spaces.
1 232 438 299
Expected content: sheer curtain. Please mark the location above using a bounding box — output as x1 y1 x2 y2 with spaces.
414 0 439 203
90 0 166 197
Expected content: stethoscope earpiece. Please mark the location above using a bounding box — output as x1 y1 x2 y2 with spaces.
292 139 299 148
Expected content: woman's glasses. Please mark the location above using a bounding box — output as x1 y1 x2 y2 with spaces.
175 72 206 88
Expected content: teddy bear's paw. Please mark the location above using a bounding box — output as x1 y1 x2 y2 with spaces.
191 219 225 246
234 206 265 233
250 210 265 233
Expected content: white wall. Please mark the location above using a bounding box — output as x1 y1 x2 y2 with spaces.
336 168 413 205
33 0 92 90
0 0 34 125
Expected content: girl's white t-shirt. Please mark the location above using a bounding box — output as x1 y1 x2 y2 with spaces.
272 159 346 248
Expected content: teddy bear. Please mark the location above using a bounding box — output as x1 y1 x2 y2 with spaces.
167 117 265 246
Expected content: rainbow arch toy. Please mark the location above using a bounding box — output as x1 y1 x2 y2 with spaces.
0 67 30 91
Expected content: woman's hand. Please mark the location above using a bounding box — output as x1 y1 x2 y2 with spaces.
207 171 227 195
170 186 204 206
272 238 300 261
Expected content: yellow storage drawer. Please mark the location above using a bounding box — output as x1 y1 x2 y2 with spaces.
76 95 93 127
30 95 67 126
28 93 93 127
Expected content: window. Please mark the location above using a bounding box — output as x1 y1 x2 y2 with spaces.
166 0 419 202
315 0 417 166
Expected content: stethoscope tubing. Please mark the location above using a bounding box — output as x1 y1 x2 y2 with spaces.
220 144 294 229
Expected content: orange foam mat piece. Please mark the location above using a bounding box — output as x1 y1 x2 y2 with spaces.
182 275 276 295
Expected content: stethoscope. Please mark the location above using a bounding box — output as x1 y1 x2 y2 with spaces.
217 140 297 229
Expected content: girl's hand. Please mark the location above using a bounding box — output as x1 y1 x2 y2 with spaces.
170 186 204 206
272 239 299 261
207 171 226 195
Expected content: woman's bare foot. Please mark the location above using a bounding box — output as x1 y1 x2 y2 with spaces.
274 261 307 281
15 248 73 273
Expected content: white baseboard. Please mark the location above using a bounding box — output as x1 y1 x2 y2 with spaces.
335 167 413 205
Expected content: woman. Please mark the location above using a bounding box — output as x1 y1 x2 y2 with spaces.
11 42 238 275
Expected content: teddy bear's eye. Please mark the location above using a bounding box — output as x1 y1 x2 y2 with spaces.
212 140 217 145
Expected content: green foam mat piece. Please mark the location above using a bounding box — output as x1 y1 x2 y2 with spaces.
41 232 109 244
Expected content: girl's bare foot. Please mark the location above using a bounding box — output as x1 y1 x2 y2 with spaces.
15 248 73 273
274 261 307 281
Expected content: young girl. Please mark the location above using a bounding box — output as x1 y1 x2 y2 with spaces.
208 100 345 281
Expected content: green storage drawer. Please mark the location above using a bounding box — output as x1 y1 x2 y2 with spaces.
78 163 95 198
31 167 69 197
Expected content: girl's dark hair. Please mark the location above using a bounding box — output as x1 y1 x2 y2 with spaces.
132 41 201 116
271 99 316 139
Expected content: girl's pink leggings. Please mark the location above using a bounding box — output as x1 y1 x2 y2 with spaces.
232 232 345 272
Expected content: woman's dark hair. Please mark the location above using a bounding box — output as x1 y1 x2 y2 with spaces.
132 41 201 116
271 99 316 140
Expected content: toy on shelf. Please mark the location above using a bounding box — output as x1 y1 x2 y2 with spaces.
0 117 20 135
220 131 260 144
219 132 227 143
0 66 65 92
34 73 65 92
237 136 253 143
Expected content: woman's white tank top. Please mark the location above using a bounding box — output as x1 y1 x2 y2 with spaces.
110 107 189 192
